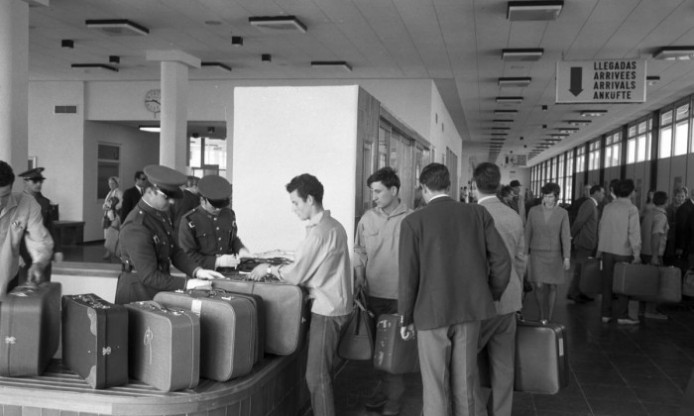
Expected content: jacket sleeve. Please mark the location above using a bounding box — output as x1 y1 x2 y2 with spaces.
628 206 642 258
483 210 511 301
571 200 590 237
398 218 420 326
177 216 216 269
120 222 187 291
23 197 54 268
561 209 572 259
353 216 368 271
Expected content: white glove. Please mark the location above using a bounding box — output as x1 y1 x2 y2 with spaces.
186 278 212 291
215 254 240 269
195 268 224 280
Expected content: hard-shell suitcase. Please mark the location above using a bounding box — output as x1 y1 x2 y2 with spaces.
656 267 682 303
515 319 569 394
613 263 659 298
125 301 200 391
373 314 419 374
192 288 266 363
0 282 61 377
62 294 128 388
154 290 256 381
579 257 602 295
212 279 308 356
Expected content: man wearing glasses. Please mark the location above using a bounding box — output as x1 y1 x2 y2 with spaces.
115 165 223 304
0 161 54 294
120 170 148 222
178 174 247 270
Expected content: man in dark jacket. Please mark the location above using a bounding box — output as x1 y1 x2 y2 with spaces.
567 185 604 303
399 163 511 416
120 170 147 222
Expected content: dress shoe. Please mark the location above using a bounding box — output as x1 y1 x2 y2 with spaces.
578 293 594 302
644 311 668 320
617 317 640 325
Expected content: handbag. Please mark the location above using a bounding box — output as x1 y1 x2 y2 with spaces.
338 287 375 360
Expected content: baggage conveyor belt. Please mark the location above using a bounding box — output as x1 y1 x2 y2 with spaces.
0 350 308 416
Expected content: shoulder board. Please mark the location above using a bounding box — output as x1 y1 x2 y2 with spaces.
184 208 201 228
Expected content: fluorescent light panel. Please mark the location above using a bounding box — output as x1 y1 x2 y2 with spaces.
71 63 118 72
556 127 579 134
85 19 149 36
580 110 607 117
492 126 511 130
566 119 592 126
201 62 232 72
249 15 307 33
653 46 694 61
496 96 524 103
498 77 532 87
493 119 514 123
311 61 352 71
139 126 160 133
494 109 518 114
507 1 564 21
501 48 544 61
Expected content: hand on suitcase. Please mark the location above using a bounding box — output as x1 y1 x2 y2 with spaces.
215 254 240 269
400 323 416 341
26 263 45 284
186 278 212 291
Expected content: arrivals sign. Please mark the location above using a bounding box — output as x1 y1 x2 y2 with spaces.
555 59 646 104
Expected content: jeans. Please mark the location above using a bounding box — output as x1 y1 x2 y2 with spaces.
601 252 632 318
305 312 350 416
418 321 482 416
368 296 405 405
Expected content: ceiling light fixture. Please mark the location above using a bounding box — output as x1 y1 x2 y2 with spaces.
566 119 592 126
85 19 149 36
493 119 514 123
139 125 160 133
556 127 579 134
494 109 518 114
647 75 661 86
492 126 511 130
653 46 694 61
249 15 307 33
231 36 244 46
501 48 544 61
491 132 509 136
496 96 524 103
551 133 569 139
201 62 232 72
311 61 352 71
71 63 119 72
507 1 564 21
498 77 532 87
580 110 607 117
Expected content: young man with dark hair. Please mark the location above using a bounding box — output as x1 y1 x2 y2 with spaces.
399 163 511 416
354 166 412 415
597 179 641 325
474 162 526 416
120 170 148 222
0 160 53 294
249 173 352 416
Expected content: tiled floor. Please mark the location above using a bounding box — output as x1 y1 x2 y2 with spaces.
65 244 694 415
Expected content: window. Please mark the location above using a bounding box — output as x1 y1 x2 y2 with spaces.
674 103 690 156
557 154 566 203
97 143 120 199
604 131 621 168
565 150 574 203
588 139 601 170
188 135 227 177
550 157 557 182
659 110 673 159
576 146 585 173
626 118 652 164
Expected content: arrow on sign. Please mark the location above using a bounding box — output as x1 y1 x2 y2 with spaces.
569 67 583 96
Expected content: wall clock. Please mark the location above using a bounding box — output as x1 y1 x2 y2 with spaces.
144 89 161 113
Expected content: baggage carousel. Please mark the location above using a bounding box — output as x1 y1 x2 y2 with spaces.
0 352 308 416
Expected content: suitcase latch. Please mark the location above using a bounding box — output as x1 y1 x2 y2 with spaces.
4 336 16 344
102 347 112 356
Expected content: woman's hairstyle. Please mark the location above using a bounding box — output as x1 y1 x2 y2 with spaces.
675 186 689 197
108 176 120 187
541 182 561 197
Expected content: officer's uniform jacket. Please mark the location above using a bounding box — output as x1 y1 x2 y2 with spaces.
178 206 245 269
115 200 199 304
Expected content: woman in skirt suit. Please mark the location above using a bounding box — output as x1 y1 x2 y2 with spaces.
525 182 571 322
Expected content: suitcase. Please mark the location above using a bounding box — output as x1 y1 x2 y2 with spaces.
579 257 602 295
0 282 61 377
62 294 128 389
154 290 256 381
613 263 660 297
212 279 308 356
515 319 569 394
651 267 682 303
125 301 200 391
193 288 266 363
373 314 419 374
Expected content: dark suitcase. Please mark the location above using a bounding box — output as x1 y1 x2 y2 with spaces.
0 282 61 377
613 263 659 297
62 294 128 389
192 288 266 363
373 314 419 374
657 267 682 303
154 290 256 381
212 279 308 356
515 319 569 394
125 301 200 391
579 257 602 295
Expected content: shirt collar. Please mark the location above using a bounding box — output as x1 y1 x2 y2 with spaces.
428 194 449 203
477 194 497 204
307 210 325 228
590 197 598 206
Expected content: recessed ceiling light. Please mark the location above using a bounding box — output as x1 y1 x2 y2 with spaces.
494 109 518 114
551 133 569 139
580 110 607 117
492 126 511 130
201 62 232 72
566 119 592 126
491 132 509 136
85 19 149 36
507 1 564 21
249 15 307 33
493 119 514 123
498 77 532 87
139 125 160 133
311 61 352 71
501 48 544 61
71 63 119 72
556 127 579 134
653 46 694 60
496 96 524 103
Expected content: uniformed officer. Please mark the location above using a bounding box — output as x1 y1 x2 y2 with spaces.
171 175 201 231
178 174 248 270
18 167 62 282
114 165 223 304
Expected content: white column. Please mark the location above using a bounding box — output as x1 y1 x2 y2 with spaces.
146 50 200 171
0 0 30 175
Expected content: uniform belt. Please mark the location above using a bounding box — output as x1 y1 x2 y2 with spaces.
121 262 134 273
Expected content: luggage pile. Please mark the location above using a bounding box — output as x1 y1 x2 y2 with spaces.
0 280 308 392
